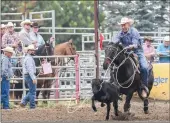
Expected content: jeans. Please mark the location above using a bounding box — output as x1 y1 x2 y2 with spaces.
136 52 149 87
1 76 10 109
21 75 36 109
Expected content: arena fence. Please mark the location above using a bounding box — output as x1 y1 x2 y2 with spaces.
8 50 170 103
10 55 81 103
9 52 112 103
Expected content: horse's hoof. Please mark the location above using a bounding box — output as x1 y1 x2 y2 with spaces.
101 103 105 107
115 113 119 116
92 106 97 112
105 117 109 121
118 110 122 115
144 110 149 114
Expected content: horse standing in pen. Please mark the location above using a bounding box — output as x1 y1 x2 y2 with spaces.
35 39 76 104
13 39 76 104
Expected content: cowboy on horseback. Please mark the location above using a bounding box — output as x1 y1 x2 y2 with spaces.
109 17 149 98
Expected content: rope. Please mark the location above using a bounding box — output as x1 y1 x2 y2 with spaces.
102 47 139 89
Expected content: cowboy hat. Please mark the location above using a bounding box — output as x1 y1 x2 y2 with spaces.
6 22 15 27
20 19 32 27
27 44 37 51
1 46 14 54
31 22 41 28
118 17 134 25
163 36 170 42
0 24 6 29
144 36 154 42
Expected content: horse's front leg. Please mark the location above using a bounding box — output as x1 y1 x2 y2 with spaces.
113 100 119 116
42 91 48 104
91 96 97 112
106 102 111 120
144 98 149 114
124 91 134 112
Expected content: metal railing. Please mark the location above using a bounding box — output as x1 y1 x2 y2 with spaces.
10 55 80 102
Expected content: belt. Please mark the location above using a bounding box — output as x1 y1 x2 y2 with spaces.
24 74 29 76
24 73 36 76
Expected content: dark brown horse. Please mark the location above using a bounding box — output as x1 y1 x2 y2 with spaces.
13 39 76 104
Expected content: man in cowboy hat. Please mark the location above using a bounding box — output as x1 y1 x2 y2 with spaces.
2 22 22 69
19 19 37 47
1 46 14 109
110 17 149 98
2 22 21 49
30 22 54 48
20 44 37 109
157 36 170 63
0 24 6 39
143 36 156 62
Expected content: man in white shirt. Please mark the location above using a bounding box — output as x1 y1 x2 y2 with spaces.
19 19 37 47
29 22 54 48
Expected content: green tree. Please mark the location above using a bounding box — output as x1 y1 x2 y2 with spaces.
100 0 169 32
1 1 105 50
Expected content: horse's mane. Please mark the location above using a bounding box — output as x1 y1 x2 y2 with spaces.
35 44 45 55
108 42 124 51
55 42 68 48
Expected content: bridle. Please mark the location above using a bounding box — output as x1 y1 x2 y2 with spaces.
104 46 119 64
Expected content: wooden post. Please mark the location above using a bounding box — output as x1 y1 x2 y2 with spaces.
94 0 99 79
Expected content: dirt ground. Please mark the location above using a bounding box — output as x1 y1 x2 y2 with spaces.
1 97 169 122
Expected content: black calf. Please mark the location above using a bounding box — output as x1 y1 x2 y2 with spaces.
91 79 121 120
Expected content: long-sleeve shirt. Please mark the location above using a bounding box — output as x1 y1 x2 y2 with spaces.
29 31 45 47
19 28 32 47
1 31 22 53
156 44 170 63
143 44 155 62
110 27 143 53
1 54 13 78
23 54 36 80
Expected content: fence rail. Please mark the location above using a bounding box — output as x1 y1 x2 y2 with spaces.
10 55 80 102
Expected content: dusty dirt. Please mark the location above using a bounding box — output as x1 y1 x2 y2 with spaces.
1 98 169 122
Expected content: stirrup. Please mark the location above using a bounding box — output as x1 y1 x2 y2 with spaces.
141 85 149 95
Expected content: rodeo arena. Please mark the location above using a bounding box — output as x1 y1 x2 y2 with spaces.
0 2 170 123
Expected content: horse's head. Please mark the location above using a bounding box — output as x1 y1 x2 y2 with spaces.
36 40 54 56
103 42 124 70
35 40 54 66
65 39 77 60
91 79 103 94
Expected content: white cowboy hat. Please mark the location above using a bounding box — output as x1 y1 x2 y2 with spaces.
0 24 6 28
163 36 170 42
27 44 37 51
20 19 32 27
118 17 134 25
6 22 15 27
1 46 14 54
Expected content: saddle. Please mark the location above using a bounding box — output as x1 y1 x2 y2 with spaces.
126 52 153 74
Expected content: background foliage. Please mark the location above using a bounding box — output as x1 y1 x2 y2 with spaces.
1 0 169 50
